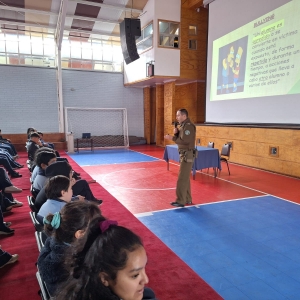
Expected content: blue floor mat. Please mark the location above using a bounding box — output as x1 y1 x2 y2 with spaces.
138 196 300 300
68 149 159 166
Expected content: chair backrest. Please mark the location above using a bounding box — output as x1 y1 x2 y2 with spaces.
207 141 214 148
221 143 230 157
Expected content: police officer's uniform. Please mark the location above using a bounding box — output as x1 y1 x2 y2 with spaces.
172 118 196 205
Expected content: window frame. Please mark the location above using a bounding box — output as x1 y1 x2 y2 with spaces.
136 21 153 55
158 19 180 49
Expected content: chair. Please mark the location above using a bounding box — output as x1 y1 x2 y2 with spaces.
28 196 37 212
207 141 214 148
220 143 231 175
31 185 40 200
35 231 44 252
36 271 51 300
29 211 44 232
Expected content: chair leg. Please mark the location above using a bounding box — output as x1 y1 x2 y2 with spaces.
226 161 230 175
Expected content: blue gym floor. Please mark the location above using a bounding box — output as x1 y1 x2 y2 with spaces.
68 149 159 166
137 196 300 300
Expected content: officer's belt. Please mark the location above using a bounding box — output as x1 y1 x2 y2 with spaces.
178 148 194 153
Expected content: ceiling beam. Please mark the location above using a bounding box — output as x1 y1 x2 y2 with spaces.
64 27 120 38
0 5 57 16
0 5 119 25
0 20 55 30
55 0 68 50
69 0 143 14
66 15 118 25
0 20 120 38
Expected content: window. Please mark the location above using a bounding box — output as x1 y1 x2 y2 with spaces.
158 20 180 48
0 30 123 72
0 31 56 68
188 40 197 50
136 22 153 54
61 37 123 72
189 25 197 35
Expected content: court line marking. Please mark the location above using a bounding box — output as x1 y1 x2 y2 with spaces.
134 195 271 217
167 161 268 195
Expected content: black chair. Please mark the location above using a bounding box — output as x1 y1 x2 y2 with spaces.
29 211 44 232
31 185 40 200
207 141 214 148
220 143 231 175
28 196 37 212
35 231 44 252
36 271 51 300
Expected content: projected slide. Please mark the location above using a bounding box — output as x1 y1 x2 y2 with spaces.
211 0 300 101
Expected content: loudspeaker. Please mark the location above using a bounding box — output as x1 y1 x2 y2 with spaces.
120 18 141 64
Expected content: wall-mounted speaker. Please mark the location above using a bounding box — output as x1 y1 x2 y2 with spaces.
120 18 141 64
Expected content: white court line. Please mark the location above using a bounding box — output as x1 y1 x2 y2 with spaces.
134 194 297 217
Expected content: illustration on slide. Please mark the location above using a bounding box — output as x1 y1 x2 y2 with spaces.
232 46 244 92
221 45 235 94
217 36 248 94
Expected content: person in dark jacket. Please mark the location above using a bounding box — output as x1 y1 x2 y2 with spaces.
37 201 102 296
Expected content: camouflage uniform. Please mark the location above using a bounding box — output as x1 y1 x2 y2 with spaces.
172 118 196 205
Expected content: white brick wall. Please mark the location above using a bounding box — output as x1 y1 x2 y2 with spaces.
0 65 58 134
62 69 144 137
0 66 144 137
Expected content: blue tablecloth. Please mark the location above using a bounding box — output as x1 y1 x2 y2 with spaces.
163 145 221 176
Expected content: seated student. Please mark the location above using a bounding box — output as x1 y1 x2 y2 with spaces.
0 154 22 178
31 147 76 182
0 148 23 168
0 129 11 143
37 131 55 150
56 217 157 300
0 167 23 210
27 127 37 140
0 246 18 269
30 147 54 183
0 142 17 157
37 175 73 224
0 130 18 156
0 205 15 235
32 150 57 191
37 201 102 296
35 161 102 211
26 132 43 162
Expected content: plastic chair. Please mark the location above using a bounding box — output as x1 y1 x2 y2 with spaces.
35 231 44 252
28 196 37 212
31 185 40 199
29 211 43 232
220 143 231 175
36 271 51 300
207 141 214 148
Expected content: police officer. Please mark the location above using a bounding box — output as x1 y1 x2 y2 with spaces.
164 109 196 207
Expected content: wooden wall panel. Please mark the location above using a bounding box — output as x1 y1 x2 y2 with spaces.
180 2 208 80
175 83 197 123
150 87 156 144
197 82 205 123
143 87 151 144
196 125 300 177
164 81 176 146
156 84 164 147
